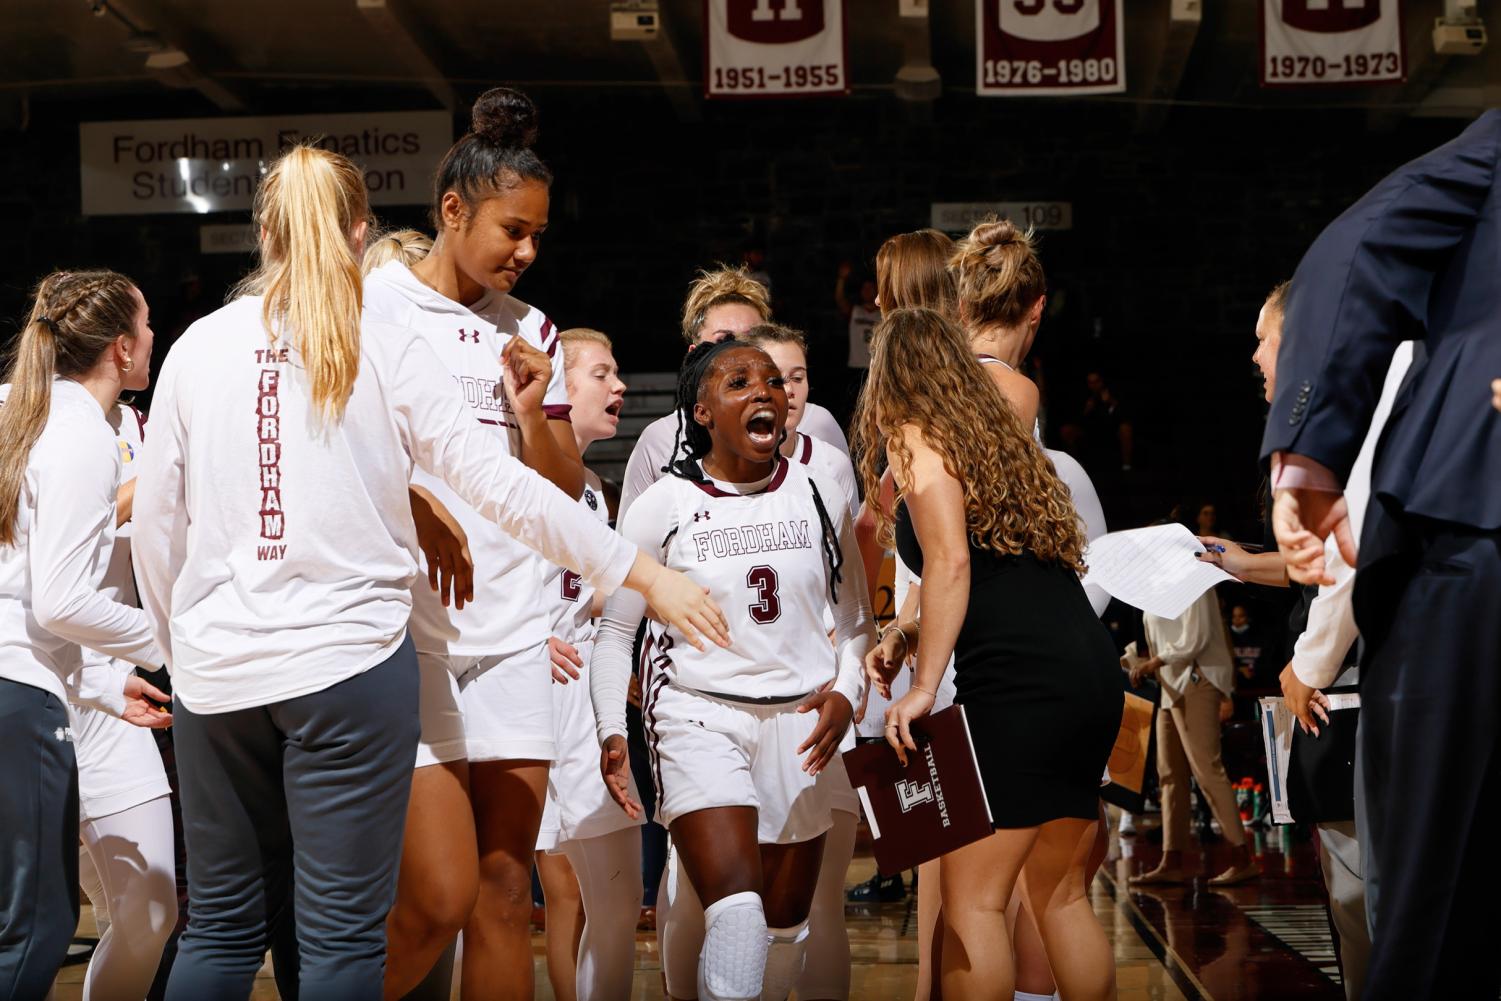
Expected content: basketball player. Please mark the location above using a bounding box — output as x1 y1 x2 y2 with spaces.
618 267 848 523
534 328 645 1001
0 271 170 1001
129 144 727 1000
68 398 178 1001
363 88 589 1000
592 339 875 1001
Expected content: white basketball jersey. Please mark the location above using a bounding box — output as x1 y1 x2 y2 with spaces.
634 459 844 700
363 261 573 659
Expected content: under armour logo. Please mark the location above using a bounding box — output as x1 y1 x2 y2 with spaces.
895 779 935 813
54 726 75 743
585 489 598 511
458 329 480 343
693 511 711 522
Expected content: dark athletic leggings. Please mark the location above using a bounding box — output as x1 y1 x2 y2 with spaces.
0 679 79 1001
165 637 420 1001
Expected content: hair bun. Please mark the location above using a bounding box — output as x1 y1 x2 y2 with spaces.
470 87 540 149
972 219 1022 249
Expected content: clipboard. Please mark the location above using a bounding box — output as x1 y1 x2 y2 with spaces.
840 705 995 876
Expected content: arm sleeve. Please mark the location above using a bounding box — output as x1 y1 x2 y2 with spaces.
394 337 637 594
131 354 191 671
827 498 875 710
1262 113 1500 474
30 433 159 670
617 417 673 523
591 490 669 743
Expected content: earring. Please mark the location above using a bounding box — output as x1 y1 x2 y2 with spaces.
122 357 134 373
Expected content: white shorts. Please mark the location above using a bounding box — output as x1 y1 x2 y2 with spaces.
821 740 861 819
455 642 555 763
643 681 832 845
536 642 643 853
69 702 171 823
415 652 468 768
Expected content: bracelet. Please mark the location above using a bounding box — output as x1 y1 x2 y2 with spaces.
912 683 938 697
881 623 912 650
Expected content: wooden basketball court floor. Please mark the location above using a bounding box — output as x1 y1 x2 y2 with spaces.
52 813 1346 1000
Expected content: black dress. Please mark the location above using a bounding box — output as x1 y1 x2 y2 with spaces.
896 503 1122 828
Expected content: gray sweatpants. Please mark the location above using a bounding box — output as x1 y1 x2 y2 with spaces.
0 679 79 1001
165 637 420 1001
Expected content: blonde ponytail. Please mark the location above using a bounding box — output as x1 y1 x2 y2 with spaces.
0 270 139 545
235 144 369 422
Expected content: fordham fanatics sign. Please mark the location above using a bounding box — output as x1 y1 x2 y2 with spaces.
1262 0 1406 87
976 0 1126 97
706 0 848 98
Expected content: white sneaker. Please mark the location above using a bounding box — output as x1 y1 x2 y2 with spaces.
1118 811 1137 836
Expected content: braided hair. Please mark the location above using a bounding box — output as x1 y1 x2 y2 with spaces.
662 337 845 605
662 337 744 482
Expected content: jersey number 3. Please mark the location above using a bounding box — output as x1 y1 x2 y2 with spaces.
746 565 782 624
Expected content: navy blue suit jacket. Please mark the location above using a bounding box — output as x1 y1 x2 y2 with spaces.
1261 111 1501 532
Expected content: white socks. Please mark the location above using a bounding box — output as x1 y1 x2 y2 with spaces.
760 919 810 1001
698 891 768 1001
1014 992 1059 1001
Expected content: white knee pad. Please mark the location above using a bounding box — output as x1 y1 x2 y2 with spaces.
698 891 768 1001
760 919 809 1001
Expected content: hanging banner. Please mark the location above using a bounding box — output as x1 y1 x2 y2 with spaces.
976 0 1126 97
706 0 848 98
1261 0 1406 88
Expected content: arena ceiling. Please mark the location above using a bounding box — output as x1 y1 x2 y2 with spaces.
1 0 1496 126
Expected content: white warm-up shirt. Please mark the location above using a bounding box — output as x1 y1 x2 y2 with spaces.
0 381 159 704
547 471 612 646
363 261 576 659
791 431 858 523
132 296 637 714
1290 342 1414 690
593 458 873 742
620 403 848 521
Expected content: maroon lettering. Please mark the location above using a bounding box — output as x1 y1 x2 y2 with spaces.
257 367 284 541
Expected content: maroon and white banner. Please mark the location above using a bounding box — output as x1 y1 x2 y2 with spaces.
976 0 1126 97
1262 0 1405 88
706 0 848 99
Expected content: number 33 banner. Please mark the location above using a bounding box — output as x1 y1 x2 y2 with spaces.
1262 0 1405 87
976 0 1126 97
706 0 848 98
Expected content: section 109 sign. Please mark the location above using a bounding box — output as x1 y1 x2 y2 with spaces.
707 0 848 98
977 0 1126 97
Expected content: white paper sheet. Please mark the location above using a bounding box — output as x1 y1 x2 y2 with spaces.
1258 696 1296 825
1081 523 1236 620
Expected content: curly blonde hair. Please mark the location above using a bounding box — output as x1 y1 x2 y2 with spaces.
853 307 1085 574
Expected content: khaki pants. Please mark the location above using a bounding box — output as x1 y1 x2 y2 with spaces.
1157 676 1245 852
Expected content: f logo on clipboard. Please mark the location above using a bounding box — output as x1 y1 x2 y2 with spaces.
895 779 936 813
